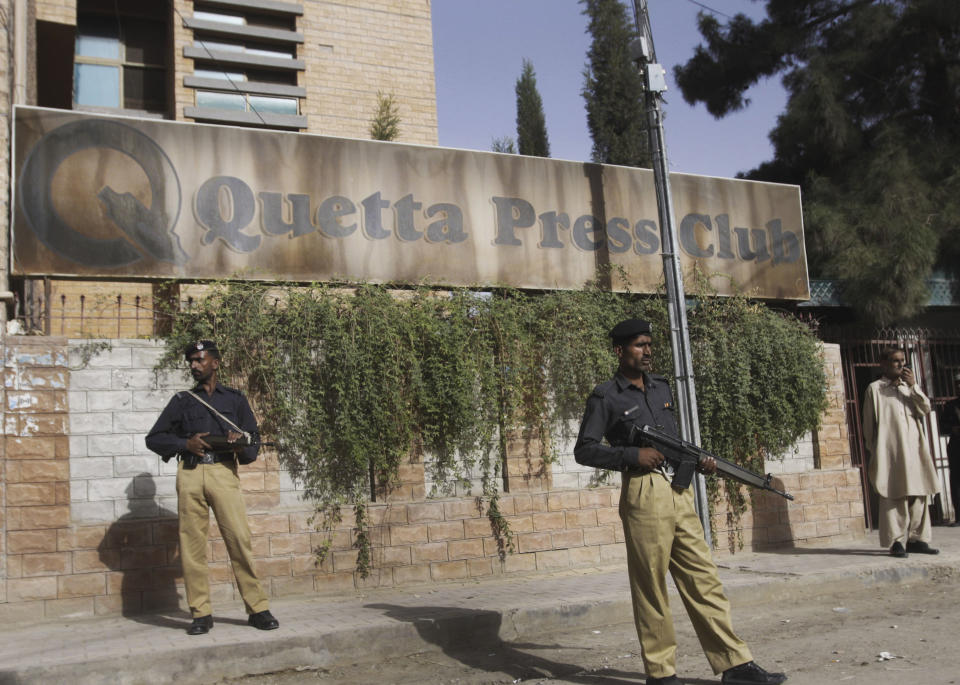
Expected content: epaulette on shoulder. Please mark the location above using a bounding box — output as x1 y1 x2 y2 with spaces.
591 380 614 398
221 385 241 395
649 373 668 383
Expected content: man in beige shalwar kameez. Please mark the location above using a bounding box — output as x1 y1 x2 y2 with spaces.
862 347 940 557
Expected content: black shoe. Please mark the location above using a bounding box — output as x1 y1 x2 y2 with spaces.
722 661 787 684
187 615 213 635
890 541 908 558
906 540 939 554
647 676 683 685
248 609 279 630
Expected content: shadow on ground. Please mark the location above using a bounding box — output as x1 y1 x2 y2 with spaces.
366 603 715 684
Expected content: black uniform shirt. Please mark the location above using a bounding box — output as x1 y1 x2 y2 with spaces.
145 383 260 464
574 371 679 472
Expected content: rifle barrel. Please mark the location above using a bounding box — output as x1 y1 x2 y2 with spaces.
639 425 794 501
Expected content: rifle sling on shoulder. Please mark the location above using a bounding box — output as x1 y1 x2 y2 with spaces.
185 390 251 451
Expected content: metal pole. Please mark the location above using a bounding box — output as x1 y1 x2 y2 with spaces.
631 0 711 544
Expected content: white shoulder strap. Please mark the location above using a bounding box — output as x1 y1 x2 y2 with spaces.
185 390 250 441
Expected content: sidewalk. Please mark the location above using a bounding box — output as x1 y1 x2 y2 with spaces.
1 527 958 685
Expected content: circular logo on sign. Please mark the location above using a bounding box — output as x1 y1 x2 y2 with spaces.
18 118 186 268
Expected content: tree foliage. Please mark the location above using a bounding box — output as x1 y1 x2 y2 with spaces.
687 273 828 520
157 280 826 565
580 0 651 166
369 91 401 141
491 136 517 153
674 0 960 325
515 59 551 157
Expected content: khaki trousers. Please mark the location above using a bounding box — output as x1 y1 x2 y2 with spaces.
877 494 932 548
177 460 270 618
620 472 752 678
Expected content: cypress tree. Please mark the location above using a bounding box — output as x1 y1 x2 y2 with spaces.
515 59 551 157
581 0 650 167
369 91 401 141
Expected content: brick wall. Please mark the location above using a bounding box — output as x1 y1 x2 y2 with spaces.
2 337 72 616
34 0 76 25
0 337 864 621
171 0 438 144
172 0 194 126
299 0 438 144
710 343 865 553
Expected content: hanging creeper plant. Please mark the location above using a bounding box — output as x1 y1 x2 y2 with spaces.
156 277 826 570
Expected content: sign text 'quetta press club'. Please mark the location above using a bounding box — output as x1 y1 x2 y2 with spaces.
196 177 802 266
12 107 810 299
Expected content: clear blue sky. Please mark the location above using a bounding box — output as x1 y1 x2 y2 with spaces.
431 0 787 179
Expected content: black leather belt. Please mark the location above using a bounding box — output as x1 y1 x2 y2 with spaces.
199 452 235 465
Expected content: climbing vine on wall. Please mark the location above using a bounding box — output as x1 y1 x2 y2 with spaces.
156 277 826 570
688 272 829 531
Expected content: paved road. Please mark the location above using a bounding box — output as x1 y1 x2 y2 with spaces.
236 574 960 685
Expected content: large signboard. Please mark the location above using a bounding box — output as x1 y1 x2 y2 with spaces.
12 107 809 299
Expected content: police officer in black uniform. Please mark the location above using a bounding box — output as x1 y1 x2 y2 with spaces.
574 319 786 685
146 340 279 635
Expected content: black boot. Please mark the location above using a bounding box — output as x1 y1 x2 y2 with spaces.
721 661 787 684
187 615 213 635
248 609 279 630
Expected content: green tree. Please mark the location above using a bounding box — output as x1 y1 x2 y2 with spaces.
515 59 551 157
674 0 960 325
580 0 650 166
369 91 401 141
491 136 517 153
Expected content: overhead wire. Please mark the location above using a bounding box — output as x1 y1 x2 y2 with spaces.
169 3 271 126
682 0 733 20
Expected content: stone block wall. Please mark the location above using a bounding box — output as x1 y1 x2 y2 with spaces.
710 343 865 553
0 337 864 621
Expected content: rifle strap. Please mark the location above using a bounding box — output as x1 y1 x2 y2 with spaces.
185 390 250 442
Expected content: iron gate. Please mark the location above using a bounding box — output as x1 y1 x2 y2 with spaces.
834 327 960 530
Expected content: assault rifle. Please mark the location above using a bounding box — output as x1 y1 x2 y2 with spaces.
181 434 276 468
202 434 275 452
623 411 793 501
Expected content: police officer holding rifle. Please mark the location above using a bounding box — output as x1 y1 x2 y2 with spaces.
146 340 279 635
574 319 786 685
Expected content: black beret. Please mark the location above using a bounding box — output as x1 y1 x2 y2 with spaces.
609 319 652 341
184 339 220 359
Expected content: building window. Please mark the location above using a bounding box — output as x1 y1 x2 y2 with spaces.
73 2 170 114
183 1 305 129
196 91 298 116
